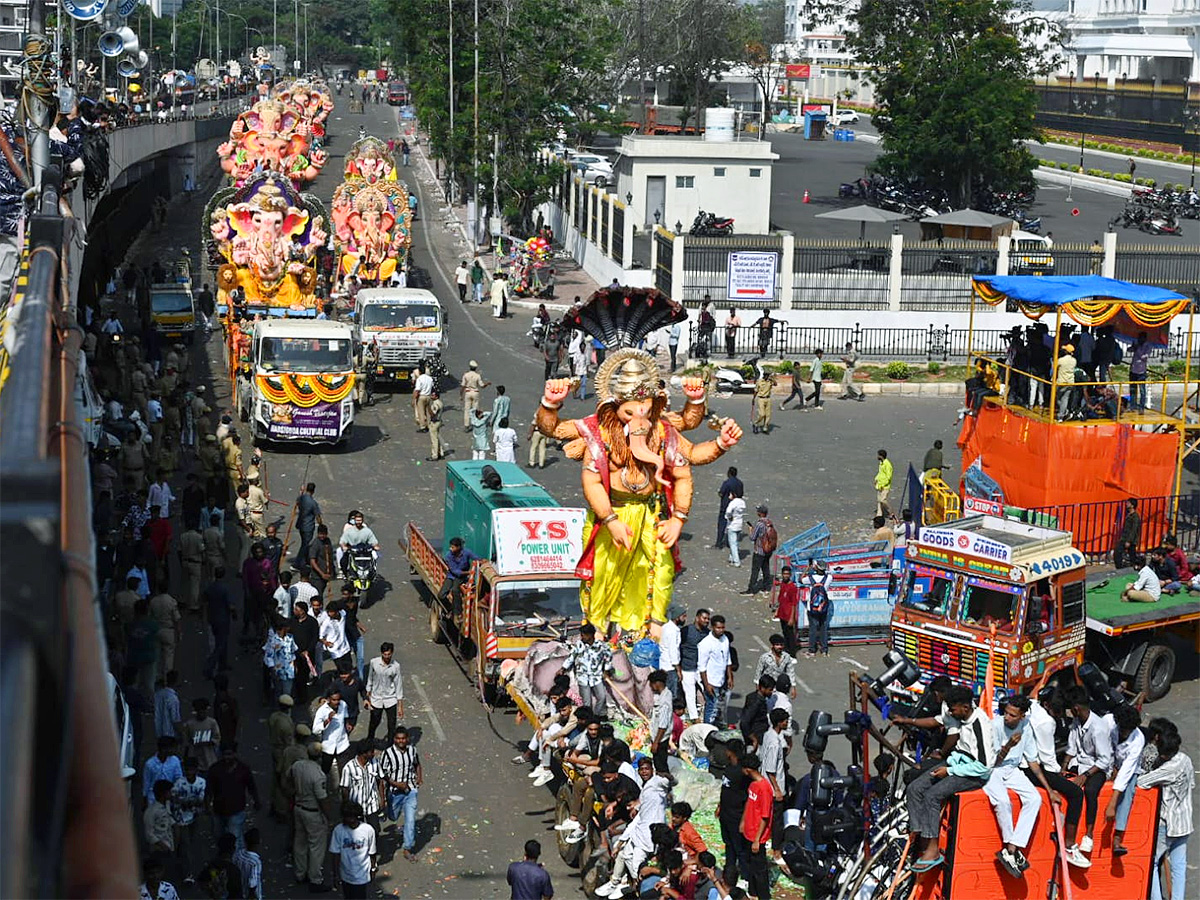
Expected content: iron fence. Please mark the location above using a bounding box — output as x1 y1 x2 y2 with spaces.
654 228 674 296
599 195 610 253
1020 493 1200 562
591 190 601 244
792 241 890 309
1113 246 1200 294
680 234 784 305
611 203 625 264
572 178 585 232
695 323 1194 363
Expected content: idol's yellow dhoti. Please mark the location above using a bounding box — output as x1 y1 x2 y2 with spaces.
579 492 673 634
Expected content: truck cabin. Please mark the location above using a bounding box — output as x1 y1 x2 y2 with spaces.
256 334 354 372
358 300 441 333
150 288 194 319
893 516 1087 693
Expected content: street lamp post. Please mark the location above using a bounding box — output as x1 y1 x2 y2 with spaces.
293 0 299 72
303 3 309 74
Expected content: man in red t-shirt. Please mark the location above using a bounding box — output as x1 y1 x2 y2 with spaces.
773 565 800 656
741 754 774 899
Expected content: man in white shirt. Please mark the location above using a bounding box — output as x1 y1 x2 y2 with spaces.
1064 686 1113 856
696 615 733 726
984 694 1055 877
453 260 470 302
329 801 378 896
1121 558 1161 603
413 368 435 431
340 740 385 831
648 671 674 775
596 757 670 898
760 708 790 862
274 572 294 619
312 688 351 772
1027 691 1090 868
147 476 175 519
658 603 685 700
365 642 404 741
1105 703 1144 857
320 604 352 667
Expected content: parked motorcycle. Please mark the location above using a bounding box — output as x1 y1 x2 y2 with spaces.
689 210 735 237
1140 214 1182 236
713 357 763 393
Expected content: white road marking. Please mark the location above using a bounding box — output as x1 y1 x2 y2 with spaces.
752 635 815 694
410 675 447 742
840 656 870 670
319 452 335 484
412 144 540 367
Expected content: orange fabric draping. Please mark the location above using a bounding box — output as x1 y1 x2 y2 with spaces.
957 405 1177 509
971 281 1190 328
254 373 355 407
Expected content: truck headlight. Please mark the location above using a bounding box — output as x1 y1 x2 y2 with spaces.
258 401 271 420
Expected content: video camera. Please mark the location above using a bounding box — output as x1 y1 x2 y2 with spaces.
803 709 872 755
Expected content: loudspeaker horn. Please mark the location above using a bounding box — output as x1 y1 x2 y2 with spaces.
98 30 125 57
118 26 139 54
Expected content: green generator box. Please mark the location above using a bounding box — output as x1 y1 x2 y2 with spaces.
443 461 561 560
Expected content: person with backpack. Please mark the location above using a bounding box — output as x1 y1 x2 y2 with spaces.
801 561 832 657
741 505 777 596
696 299 716 362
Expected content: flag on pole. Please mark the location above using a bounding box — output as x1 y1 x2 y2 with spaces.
980 623 997 718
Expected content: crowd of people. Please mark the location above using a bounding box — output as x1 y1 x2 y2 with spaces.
86 282 424 899
504 628 1194 900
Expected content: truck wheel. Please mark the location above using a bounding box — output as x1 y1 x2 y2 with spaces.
555 784 584 867
429 604 447 644
1134 642 1175 702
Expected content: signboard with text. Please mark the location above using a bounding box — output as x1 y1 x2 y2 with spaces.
963 496 1004 517
267 401 342 441
492 508 587 576
785 64 811 79
727 251 778 302
918 525 1014 564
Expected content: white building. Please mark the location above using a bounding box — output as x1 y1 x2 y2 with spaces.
0 0 27 91
1060 0 1200 84
612 133 779 233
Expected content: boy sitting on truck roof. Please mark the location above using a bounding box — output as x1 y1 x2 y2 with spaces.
902 685 998 871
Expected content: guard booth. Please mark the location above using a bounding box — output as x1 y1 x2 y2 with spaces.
803 109 827 140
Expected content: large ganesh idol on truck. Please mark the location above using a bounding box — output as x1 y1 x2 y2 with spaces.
536 287 742 637
330 136 412 288
217 96 327 189
205 173 327 316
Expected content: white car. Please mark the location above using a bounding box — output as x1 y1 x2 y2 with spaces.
832 110 860 125
107 673 137 790
571 153 613 186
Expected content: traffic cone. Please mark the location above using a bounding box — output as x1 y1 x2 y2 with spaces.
802 189 810 203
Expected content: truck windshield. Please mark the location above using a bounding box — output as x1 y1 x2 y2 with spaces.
494 579 582 626
152 292 193 313
960 577 1019 633
361 304 440 331
259 337 353 372
900 569 954 617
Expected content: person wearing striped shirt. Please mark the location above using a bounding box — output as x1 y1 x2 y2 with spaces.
379 726 423 860
1138 725 1193 900
340 740 385 833
232 827 264 900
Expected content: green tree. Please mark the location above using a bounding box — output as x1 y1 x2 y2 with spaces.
803 0 1062 204
391 0 617 230
661 0 747 131
741 0 787 131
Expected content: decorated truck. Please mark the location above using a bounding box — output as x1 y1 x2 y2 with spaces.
400 461 586 704
890 514 1200 702
235 318 357 445
352 288 446 388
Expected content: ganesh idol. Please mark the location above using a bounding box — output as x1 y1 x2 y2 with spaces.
536 287 742 636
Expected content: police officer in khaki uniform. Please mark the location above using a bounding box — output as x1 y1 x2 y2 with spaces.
247 474 268 538
427 392 445 461
178 524 205 611
289 742 330 889
752 370 776 434
459 360 490 429
268 695 297 817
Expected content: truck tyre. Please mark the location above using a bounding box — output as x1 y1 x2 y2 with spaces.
555 785 584 867
1134 642 1175 702
429 604 447 644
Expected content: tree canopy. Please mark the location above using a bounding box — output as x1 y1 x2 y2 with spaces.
803 0 1063 204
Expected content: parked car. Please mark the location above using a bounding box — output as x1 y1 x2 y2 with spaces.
1009 229 1055 275
571 153 613 187
831 110 861 125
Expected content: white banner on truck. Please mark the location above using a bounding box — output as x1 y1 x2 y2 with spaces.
492 507 588 576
